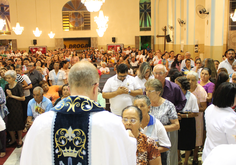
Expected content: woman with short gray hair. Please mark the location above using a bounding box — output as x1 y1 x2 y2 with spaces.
134 62 154 93
4 70 25 148
145 79 179 165
186 71 207 164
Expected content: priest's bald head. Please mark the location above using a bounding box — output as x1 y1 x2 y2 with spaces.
68 61 99 101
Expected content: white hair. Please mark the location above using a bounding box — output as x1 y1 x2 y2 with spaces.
185 52 191 56
33 87 44 95
187 71 199 81
5 70 16 79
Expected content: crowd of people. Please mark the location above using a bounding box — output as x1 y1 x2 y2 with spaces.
0 47 235 165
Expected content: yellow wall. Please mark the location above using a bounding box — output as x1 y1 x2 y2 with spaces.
0 0 230 60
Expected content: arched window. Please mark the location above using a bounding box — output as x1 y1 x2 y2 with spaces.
140 0 151 31
62 0 90 31
0 0 11 35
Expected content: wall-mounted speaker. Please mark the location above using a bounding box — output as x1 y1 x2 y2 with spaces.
166 35 171 42
112 37 116 43
33 39 37 45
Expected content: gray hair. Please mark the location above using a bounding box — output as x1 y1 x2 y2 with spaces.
133 95 151 106
33 87 44 95
145 79 163 96
5 70 16 79
187 71 199 81
138 62 152 79
185 52 191 56
68 61 99 89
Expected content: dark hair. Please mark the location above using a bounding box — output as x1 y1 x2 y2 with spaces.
39 80 48 87
214 72 229 94
36 60 43 67
121 105 143 122
175 76 190 91
171 54 181 69
93 64 97 68
60 61 67 68
214 60 219 64
226 49 235 54
185 59 191 63
213 82 236 107
195 58 201 63
218 67 228 74
201 67 212 76
171 71 184 82
117 63 128 74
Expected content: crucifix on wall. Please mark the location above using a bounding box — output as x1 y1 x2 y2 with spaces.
156 26 171 51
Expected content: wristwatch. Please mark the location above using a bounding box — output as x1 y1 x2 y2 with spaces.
128 90 131 95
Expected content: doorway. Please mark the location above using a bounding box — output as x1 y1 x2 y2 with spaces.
140 36 151 50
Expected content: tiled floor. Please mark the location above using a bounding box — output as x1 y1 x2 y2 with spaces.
3 138 203 165
180 150 203 165
3 136 25 165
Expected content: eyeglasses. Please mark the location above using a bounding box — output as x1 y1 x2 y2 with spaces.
153 72 165 75
145 89 156 93
122 118 137 124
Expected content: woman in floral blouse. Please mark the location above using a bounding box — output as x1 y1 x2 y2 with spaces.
122 105 161 165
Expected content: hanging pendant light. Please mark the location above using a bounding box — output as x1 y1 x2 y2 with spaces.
48 0 55 38
81 0 105 12
12 0 24 35
94 10 108 37
33 0 42 37
12 22 24 35
48 31 55 38
33 27 42 37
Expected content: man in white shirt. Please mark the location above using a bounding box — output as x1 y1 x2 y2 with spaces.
130 56 139 67
20 61 137 165
102 63 143 116
218 49 236 75
180 52 195 70
100 62 110 74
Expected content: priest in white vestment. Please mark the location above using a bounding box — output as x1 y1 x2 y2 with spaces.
20 61 137 165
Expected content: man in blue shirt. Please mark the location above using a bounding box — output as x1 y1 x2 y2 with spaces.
26 87 53 127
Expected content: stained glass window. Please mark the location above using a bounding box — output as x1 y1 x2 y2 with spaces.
0 0 11 35
140 0 151 31
62 0 90 31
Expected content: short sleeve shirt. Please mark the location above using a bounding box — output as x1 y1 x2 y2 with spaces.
49 70 66 85
150 99 178 126
192 84 207 105
27 96 53 120
103 75 141 115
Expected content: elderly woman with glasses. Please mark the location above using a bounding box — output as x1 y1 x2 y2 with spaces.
4 70 25 148
145 79 180 165
133 95 171 165
122 105 162 165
